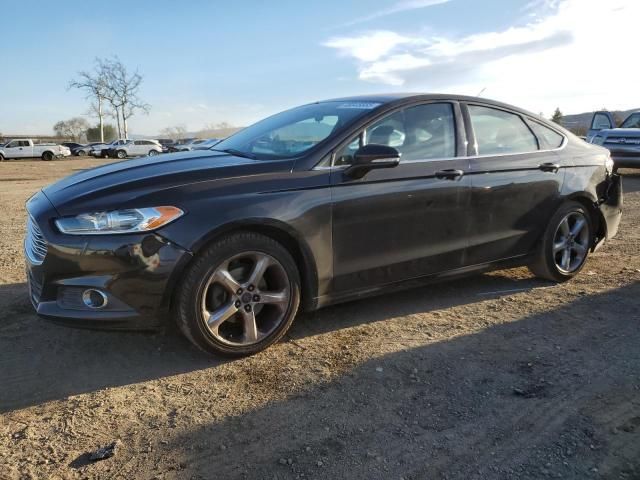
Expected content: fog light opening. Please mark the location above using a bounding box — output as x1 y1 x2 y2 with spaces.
82 289 108 309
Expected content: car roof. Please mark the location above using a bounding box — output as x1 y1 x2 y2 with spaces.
318 93 541 120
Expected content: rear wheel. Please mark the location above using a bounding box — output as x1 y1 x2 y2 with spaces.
116 149 127 159
77 150 87 156
529 201 592 282
41 151 54 161
148 149 158 156
175 232 301 357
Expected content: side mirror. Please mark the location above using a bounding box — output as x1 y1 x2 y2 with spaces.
345 144 400 179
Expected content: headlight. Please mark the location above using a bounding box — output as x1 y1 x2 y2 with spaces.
605 156 614 174
55 206 184 235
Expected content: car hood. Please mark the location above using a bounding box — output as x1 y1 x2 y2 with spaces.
42 150 294 215
597 128 640 138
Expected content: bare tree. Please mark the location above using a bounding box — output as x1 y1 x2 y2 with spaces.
99 57 149 139
53 117 90 141
69 63 109 142
159 125 188 140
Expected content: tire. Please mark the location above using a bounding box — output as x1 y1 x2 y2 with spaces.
41 151 54 161
148 150 158 156
528 201 592 282
77 150 86 156
116 150 127 159
0 154 4 162
175 231 301 357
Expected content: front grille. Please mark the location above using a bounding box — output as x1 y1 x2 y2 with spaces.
605 137 640 145
25 217 47 265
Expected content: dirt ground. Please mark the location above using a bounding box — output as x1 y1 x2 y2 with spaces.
0 157 639 480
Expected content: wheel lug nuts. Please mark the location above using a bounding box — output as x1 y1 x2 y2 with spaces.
236 288 243 295
235 300 241 308
248 285 255 292
244 305 252 312
253 295 260 302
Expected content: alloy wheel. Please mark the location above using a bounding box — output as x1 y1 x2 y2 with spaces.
552 211 589 274
201 251 291 346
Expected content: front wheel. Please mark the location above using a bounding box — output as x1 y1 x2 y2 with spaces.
175 232 301 357
116 150 127 159
148 149 158 156
0 154 4 162
529 201 592 282
77 150 87 156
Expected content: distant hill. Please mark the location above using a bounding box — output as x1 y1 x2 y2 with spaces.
562 108 640 131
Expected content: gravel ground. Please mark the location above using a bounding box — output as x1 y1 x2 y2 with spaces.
0 157 639 480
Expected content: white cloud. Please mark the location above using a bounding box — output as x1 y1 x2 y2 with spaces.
324 0 640 115
339 0 452 27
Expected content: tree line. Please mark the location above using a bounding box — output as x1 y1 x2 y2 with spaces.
55 57 149 143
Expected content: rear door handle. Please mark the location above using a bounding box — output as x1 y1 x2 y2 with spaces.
539 162 560 173
435 169 464 180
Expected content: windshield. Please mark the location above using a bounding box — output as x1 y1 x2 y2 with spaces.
212 101 381 160
621 113 640 129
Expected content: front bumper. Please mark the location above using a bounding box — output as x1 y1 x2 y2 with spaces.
25 191 192 330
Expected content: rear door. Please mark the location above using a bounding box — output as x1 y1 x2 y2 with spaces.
330 101 471 294
463 103 566 265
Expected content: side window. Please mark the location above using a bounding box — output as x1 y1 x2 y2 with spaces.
592 113 612 130
134 140 143 145
21 141 30 147
333 103 456 165
526 119 564 149
334 135 361 166
6 141 18 148
468 105 538 155
398 103 456 160
621 114 640 129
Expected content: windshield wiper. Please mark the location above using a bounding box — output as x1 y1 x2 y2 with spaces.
212 148 257 160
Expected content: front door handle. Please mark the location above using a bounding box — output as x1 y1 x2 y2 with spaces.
435 169 464 180
539 162 560 173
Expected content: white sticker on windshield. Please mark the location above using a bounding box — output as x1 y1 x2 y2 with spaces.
337 102 381 110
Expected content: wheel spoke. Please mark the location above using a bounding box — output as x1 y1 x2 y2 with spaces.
559 218 570 236
259 289 289 306
561 248 571 271
241 309 258 343
570 218 585 237
206 302 238 331
247 255 271 286
553 239 567 253
573 243 587 257
214 266 241 294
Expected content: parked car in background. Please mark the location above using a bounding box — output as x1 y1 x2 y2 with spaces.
73 142 103 156
587 110 640 169
107 139 163 159
61 142 84 152
0 139 71 161
168 138 197 152
91 139 128 158
157 139 175 153
25 94 622 357
192 138 221 150
170 138 219 152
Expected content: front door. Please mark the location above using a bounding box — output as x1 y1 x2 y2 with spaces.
330 102 471 294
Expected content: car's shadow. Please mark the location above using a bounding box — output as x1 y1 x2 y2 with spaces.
0 269 549 413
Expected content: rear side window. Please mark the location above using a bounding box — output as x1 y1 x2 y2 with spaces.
468 105 538 155
526 120 564 149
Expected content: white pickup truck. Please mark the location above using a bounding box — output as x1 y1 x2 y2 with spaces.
0 139 71 161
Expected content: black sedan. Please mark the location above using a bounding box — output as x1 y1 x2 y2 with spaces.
25 94 623 357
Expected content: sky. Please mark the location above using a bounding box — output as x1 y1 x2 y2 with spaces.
0 0 638 136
